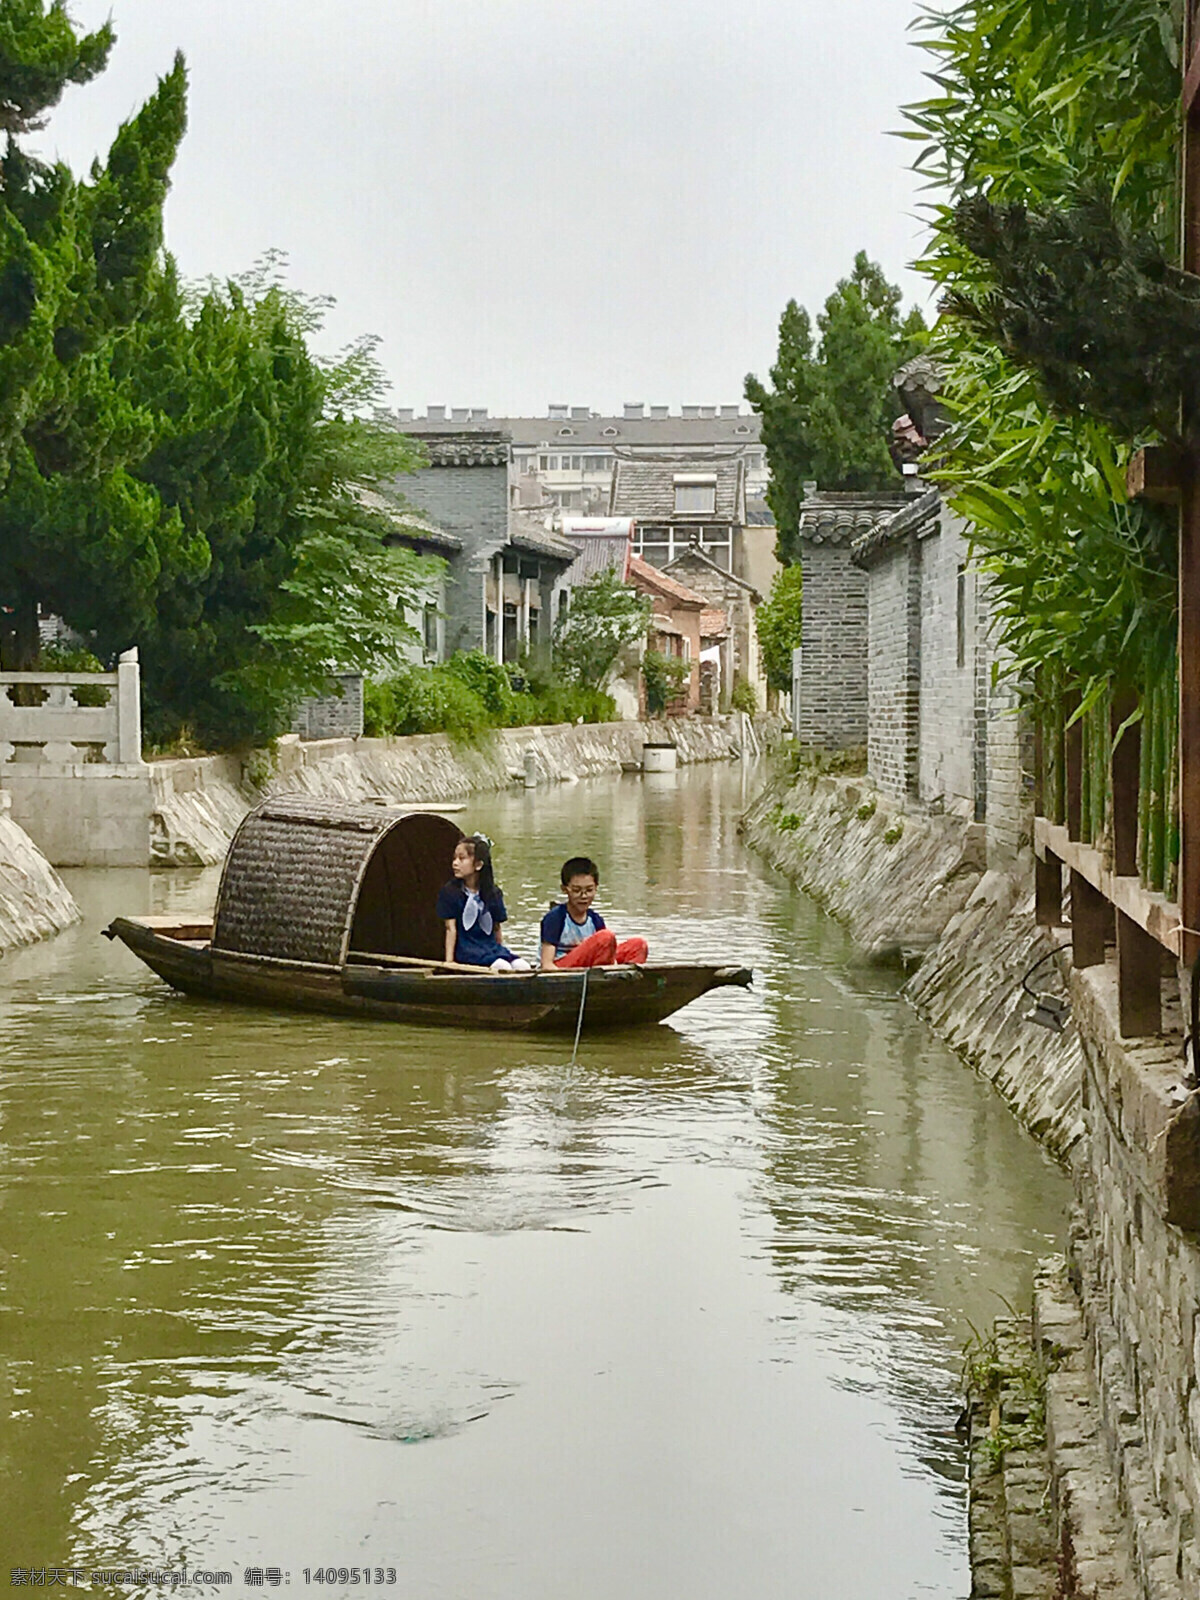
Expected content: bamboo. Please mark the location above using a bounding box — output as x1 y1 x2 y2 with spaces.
1150 677 1167 892
1168 664 1181 903
1145 675 1158 883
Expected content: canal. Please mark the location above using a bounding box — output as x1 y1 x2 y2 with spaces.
0 762 1070 1599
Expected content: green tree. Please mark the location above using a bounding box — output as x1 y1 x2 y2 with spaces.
553 567 650 688
906 0 1179 708
745 254 926 563
122 265 434 747
0 8 202 667
755 562 804 694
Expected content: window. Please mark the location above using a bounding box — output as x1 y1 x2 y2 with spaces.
558 427 574 437
423 603 440 660
956 563 967 667
584 455 609 472
603 426 618 437
673 476 717 514
539 454 550 470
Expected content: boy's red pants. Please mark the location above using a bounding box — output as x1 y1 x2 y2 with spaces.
555 929 648 968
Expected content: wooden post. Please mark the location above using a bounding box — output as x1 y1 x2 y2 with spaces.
1066 708 1083 842
1111 689 1140 877
1035 850 1063 927
1117 911 1163 1036
1070 870 1110 969
1181 2 1200 966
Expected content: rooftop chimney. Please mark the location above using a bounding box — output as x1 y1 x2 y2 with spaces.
623 402 645 419
548 403 569 419
571 406 589 420
426 405 446 420
720 404 740 418
471 406 488 419
396 408 414 422
650 405 668 420
682 405 700 419
699 405 716 418
451 407 470 422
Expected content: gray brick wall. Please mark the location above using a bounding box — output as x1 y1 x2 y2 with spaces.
865 536 920 797
291 674 364 740
405 462 509 655
985 625 1033 862
797 540 868 748
917 512 976 811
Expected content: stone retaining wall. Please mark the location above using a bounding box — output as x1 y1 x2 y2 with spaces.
150 716 757 866
0 793 79 955
744 759 1200 1593
740 765 1083 1158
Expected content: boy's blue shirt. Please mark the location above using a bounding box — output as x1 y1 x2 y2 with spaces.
540 902 606 952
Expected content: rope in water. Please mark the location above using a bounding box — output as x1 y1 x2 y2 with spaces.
570 964 590 1066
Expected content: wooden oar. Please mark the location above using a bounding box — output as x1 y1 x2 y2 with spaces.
347 950 539 977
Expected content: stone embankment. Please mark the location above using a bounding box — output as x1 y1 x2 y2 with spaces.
747 759 1200 1597
0 793 79 955
151 715 756 866
740 764 1083 1158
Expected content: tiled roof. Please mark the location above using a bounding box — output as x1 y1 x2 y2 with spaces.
664 544 762 601
628 554 706 609
416 430 511 468
507 513 579 563
699 608 728 639
399 414 761 449
609 451 746 521
851 487 941 566
562 530 632 581
798 490 909 547
355 486 463 552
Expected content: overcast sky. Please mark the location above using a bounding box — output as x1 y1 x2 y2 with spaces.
42 0 934 417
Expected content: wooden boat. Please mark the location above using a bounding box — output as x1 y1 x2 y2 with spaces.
104 798 753 1032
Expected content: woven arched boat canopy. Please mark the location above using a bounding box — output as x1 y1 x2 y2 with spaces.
212 798 464 967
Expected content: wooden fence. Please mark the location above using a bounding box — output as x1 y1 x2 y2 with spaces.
1034 660 1181 1037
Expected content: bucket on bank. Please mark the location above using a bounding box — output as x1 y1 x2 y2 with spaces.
641 742 677 774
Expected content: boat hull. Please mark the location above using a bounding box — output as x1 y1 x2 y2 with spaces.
105 918 752 1032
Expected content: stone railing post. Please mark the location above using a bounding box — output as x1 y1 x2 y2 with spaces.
117 648 143 765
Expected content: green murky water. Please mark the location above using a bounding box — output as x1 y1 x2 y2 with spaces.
0 763 1069 1598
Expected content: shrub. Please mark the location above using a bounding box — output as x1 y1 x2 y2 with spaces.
642 650 690 714
730 677 758 714
364 655 618 742
364 664 489 744
883 820 905 845
37 642 110 706
444 650 517 723
856 798 877 821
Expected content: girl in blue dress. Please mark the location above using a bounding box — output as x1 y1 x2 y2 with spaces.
436 834 533 971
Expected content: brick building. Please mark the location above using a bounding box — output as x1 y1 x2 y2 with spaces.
794 491 907 750
400 431 577 662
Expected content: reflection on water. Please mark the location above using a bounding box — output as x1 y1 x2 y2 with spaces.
0 764 1069 1599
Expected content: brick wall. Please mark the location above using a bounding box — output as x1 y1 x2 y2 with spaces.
984 623 1033 863
797 540 868 748
405 463 509 655
291 674 364 740
865 539 918 796
917 512 976 811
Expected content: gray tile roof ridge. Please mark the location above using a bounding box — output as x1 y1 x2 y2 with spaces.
663 546 762 600
850 487 942 565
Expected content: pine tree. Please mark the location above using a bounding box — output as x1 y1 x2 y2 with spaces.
0 4 198 668
746 254 925 564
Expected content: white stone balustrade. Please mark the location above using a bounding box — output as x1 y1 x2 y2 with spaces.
0 648 142 766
